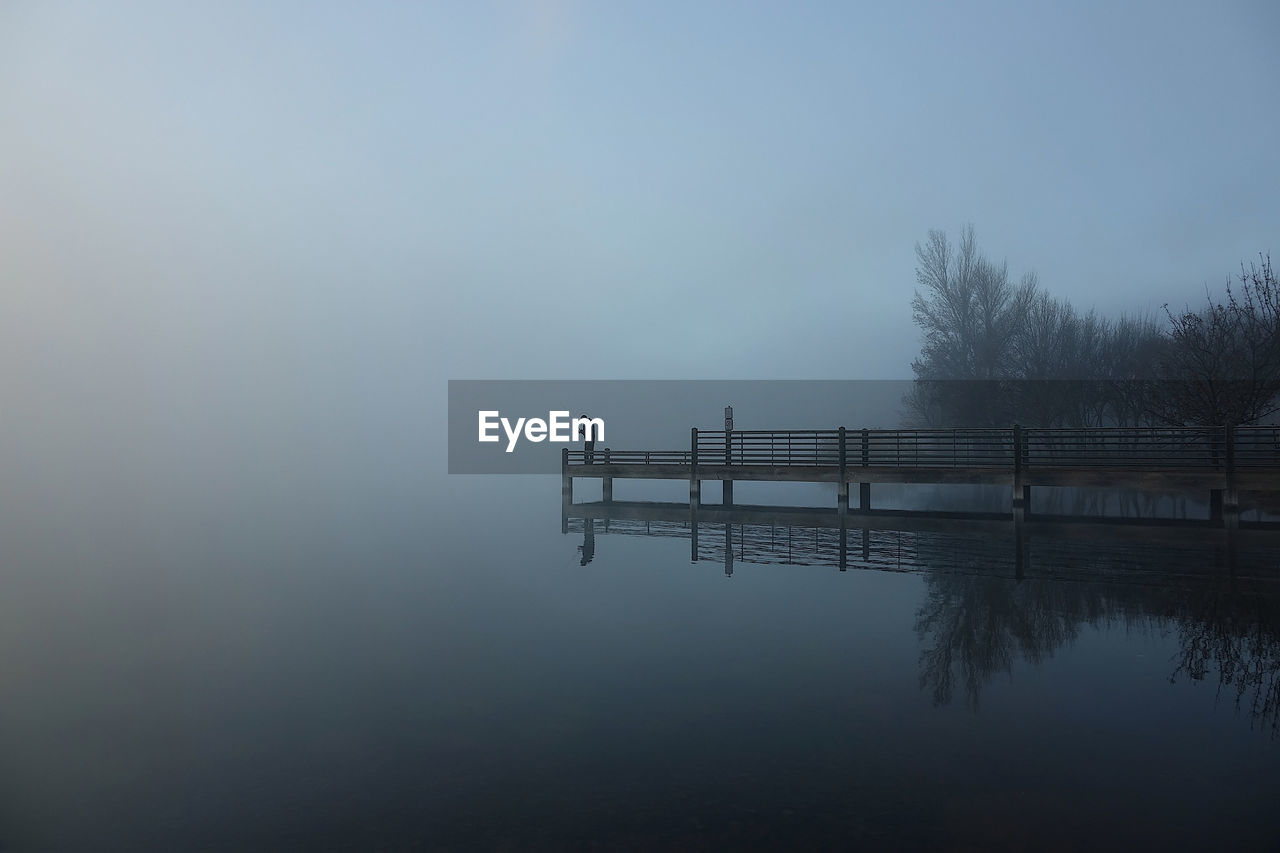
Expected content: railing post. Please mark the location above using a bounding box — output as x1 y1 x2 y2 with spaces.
1206 425 1228 523
1224 422 1238 516
723 427 734 506
857 428 871 509
561 446 571 533
561 446 573 507
1012 423 1029 512
727 427 737 502
838 427 848 515
690 428 700 510
602 447 612 504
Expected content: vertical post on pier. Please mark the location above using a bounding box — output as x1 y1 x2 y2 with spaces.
859 428 871 510
723 523 734 577
1208 423 1226 523
1224 423 1238 515
690 428 701 510
561 447 572 535
1012 423 1029 513
838 427 849 514
602 447 612 504
723 406 734 506
1224 423 1239 570
1011 426 1029 583
1210 489 1224 522
838 428 848 570
689 430 701 561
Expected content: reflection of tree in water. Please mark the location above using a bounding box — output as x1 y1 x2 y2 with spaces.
1166 581 1280 738
914 543 1280 736
915 574 1105 709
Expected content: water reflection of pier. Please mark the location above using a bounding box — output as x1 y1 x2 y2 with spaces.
563 499 1280 730
562 499 1280 578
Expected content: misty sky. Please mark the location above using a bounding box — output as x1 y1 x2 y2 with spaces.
3 1 1279 487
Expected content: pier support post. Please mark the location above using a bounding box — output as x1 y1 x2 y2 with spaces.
838 428 848 512
690 428 701 511
723 426 734 506
857 429 871 510
558 448 573 502
838 429 849 571
560 448 572 534
602 447 612 504
1221 424 1239 566
1224 423 1238 515
1012 423 1028 514
1012 425 1029 578
724 524 734 577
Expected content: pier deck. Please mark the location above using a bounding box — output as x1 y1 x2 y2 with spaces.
563 425 1280 520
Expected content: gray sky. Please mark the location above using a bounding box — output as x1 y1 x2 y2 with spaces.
2 1 1278 489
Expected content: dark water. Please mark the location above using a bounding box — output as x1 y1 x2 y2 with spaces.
2 476 1279 851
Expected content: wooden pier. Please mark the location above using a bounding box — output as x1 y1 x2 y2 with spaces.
563 425 1280 524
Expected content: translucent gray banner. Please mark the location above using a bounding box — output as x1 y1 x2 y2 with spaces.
448 380 914 474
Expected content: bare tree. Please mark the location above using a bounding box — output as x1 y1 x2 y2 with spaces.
906 232 1275 430
909 226 1037 426
1155 253 1280 426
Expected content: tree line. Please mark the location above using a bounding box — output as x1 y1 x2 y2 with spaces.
905 225 1280 428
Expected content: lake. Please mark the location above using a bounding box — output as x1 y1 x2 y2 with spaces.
0 474 1277 850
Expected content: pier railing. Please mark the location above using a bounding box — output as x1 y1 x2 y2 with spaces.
565 425 1280 471
1023 427 1224 469
698 429 842 466
565 449 693 465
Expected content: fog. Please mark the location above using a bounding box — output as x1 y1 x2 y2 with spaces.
4 3 1279 505
3 8 1280 845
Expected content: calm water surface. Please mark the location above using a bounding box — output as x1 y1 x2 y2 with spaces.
1 475 1277 850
